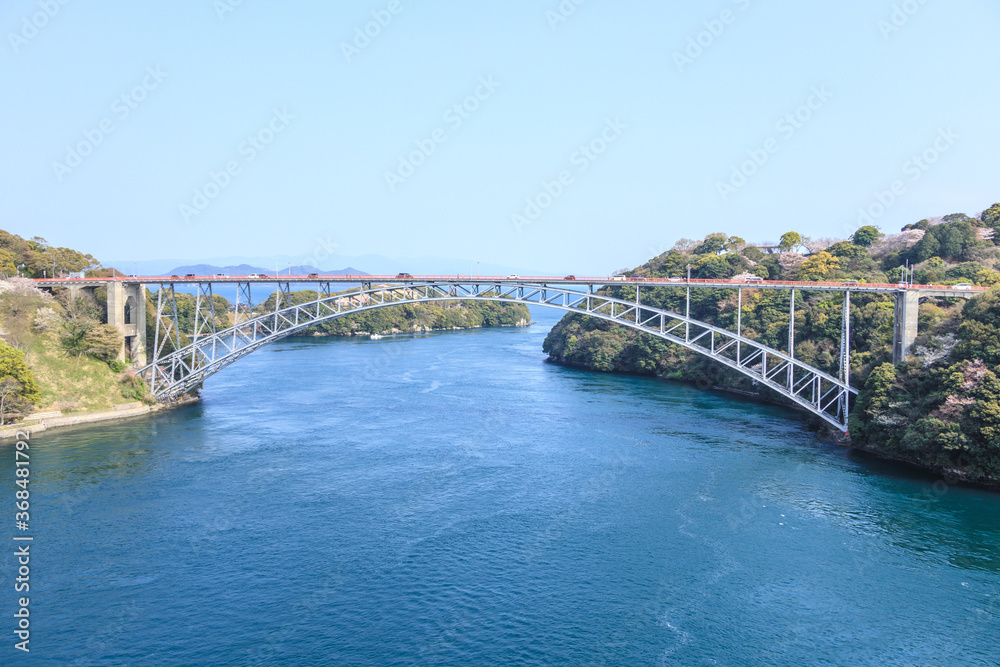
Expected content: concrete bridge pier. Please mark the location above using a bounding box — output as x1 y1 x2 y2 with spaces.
67 285 96 302
892 291 920 364
107 283 147 366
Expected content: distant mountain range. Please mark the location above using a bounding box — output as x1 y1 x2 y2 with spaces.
108 254 549 280
161 264 368 277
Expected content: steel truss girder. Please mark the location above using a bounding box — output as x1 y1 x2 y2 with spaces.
137 281 858 430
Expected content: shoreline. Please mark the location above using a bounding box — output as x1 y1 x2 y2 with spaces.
288 319 532 338
1 323 532 441
543 356 1000 491
0 396 199 441
847 440 1000 490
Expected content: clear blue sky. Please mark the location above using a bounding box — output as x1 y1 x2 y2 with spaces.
2 0 998 274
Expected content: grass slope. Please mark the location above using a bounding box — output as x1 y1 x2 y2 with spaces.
26 330 140 413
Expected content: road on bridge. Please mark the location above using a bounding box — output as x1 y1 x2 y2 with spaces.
32 274 989 296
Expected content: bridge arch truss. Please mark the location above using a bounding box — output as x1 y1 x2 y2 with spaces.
138 280 858 431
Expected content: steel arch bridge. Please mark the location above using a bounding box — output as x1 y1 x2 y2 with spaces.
135 278 861 431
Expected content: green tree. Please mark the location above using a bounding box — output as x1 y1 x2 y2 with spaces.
909 219 981 263
955 288 1000 364
982 203 1000 224
0 341 40 417
913 231 940 263
798 251 840 280
84 324 123 362
940 224 966 259
850 225 883 247
0 378 25 424
850 362 898 441
827 241 867 260
975 269 1000 287
0 249 16 276
693 233 728 255
59 295 101 357
725 236 747 252
779 231 802 252
693 254 732 278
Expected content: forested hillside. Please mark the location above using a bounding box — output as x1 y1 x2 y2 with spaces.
543 203 1000 485
0 230 101 278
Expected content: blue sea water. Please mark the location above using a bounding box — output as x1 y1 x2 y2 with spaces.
4 309 999 665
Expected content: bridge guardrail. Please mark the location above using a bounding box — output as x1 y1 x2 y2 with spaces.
31 275 990 293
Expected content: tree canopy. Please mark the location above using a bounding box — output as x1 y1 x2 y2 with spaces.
779 232 802 252
850 225 884 247
0 230 101 278
982 203 1000 228
798 251 840 280
0 341 39 407
827 241 868 260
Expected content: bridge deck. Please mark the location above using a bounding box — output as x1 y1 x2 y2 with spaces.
31 275 987 296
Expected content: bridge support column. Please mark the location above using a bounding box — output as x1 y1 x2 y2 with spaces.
892 291 919 364
107 283 147 367
840 291 851 428
130 284 147 367
736 287 742 363
66 285 96 302
787 288 795 389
